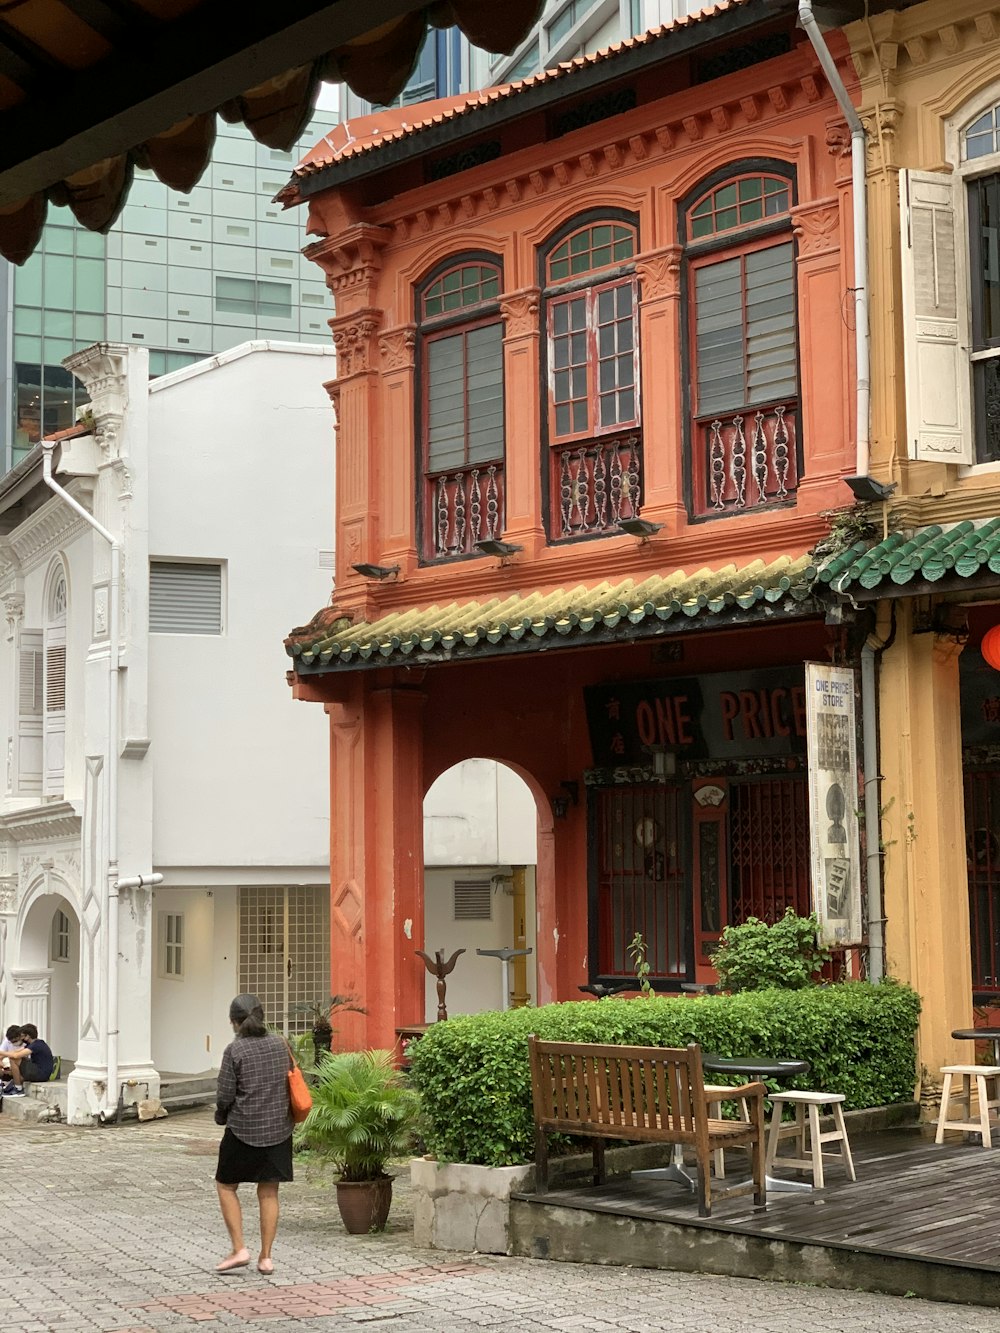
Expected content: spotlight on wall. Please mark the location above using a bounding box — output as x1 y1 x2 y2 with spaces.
617 516 664 539
551 793 570 819
643 745 677 777
550 781 580 819
352 562 401 580
843 475 896 503
475 538 523 558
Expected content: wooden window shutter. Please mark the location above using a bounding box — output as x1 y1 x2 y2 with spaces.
16 630 43 795
43 630 66 796
900 169 973 463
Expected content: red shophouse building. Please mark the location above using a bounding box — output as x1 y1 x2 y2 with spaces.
283 0 862 1049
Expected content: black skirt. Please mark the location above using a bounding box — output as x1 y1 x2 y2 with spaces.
215 1128 294 1185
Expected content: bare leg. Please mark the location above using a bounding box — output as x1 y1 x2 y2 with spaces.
215 1182 250 1270
5 1053 28 1087
257 1182 279 1272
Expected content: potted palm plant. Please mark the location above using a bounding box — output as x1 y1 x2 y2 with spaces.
293 994 365 1064
299 1049 420 1233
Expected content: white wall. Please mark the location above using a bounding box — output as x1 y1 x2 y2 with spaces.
423 866 537 1019
48 898 79 1061
424 759 537 867
147 343 335 870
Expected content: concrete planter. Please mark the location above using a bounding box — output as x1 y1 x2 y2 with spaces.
411 1141 679 1254
410 1103 921 1255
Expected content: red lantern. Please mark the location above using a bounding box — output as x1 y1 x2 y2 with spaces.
982 625 1000 670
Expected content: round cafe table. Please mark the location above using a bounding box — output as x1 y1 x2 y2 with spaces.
632 1052 811 1195
702 1053 812 1194
952 1027 1000 1065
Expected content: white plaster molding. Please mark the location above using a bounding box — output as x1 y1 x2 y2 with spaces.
64 343 129 461
11 968 53 997
1 801 82 844
2 591 24 642
7 494 88 572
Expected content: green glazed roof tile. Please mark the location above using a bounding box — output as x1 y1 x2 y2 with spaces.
285 554 819 675
823 518 1000 595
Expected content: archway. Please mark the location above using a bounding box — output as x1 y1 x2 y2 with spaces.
17 889 80 1063
422 758 539 1019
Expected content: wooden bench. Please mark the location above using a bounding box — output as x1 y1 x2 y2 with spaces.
527 1037 767 1217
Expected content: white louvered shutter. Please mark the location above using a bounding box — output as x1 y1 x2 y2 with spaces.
150 561 222 634
16 630 43 795
43 630 66 796
900 169 973 463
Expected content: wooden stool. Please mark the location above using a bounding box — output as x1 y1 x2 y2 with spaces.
765 1091 856 1189
705 1084 751 1178
935 1065 1000 1149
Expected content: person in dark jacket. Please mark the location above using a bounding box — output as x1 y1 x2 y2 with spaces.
214 994 293 1275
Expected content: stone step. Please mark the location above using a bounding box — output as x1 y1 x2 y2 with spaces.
0 1069 218 1123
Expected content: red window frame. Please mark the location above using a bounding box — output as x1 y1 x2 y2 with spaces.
421 313 505 477
687 230 797 423
546 275 639 444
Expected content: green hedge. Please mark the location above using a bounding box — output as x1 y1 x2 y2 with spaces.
408 980 920 1167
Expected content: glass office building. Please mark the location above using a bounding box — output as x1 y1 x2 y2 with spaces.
3 103 336 473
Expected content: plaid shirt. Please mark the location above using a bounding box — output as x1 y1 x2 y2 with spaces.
215 1034 294 1147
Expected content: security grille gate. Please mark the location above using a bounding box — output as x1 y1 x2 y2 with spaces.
595 784 687 980
238 886 330 1034
729 777 811 923
964 770 1000 993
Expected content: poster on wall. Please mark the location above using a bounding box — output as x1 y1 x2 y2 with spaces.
805 663 862 947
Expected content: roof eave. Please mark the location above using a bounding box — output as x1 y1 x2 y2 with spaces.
289 590 826 678
293 0 801 199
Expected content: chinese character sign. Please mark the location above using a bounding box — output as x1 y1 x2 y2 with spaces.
805 663 862 947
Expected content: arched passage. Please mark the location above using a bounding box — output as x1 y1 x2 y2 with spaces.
17 888 80 1063
422 758 539 1019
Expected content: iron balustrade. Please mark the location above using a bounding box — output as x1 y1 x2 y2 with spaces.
694 401 798 517
551 433 643 539
427 460 504 559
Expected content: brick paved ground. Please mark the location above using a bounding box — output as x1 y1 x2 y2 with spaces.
1 1106 998 1332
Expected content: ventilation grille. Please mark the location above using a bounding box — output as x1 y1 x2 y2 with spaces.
46 645 66 712
550 87 637 140
426 140 502 182
318 549 335 570
150 561 222 634
454 878 492 921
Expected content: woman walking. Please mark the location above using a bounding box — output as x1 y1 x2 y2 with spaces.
214 993 293 1275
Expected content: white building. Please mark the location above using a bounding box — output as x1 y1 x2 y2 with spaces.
0 340 336 1122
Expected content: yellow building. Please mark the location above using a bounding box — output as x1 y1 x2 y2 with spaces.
839 0 1000 1093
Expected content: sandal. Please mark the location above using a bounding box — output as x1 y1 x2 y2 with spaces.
257 1258 274 1275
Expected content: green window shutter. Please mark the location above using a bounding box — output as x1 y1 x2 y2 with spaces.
695 256 744 418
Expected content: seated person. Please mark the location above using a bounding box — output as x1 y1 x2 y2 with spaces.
0 1025 24 1054
2 1024 54 1095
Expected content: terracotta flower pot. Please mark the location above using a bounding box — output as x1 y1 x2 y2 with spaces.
336 1176 393 1233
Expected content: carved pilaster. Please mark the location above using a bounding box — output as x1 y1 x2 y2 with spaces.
791 199 841 258
378 325 417 373
330 309 383 379
63 343 129 461
635 245 682 301
860 101 902 171
304 222 392 313
2 592 24 644
499 288 540 338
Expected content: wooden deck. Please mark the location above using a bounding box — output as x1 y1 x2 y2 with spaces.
510 1129 1000 1305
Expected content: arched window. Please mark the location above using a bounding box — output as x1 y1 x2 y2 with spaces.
541 214 640 541
963 105 1000 462
418 256 505 559
684 164 798 517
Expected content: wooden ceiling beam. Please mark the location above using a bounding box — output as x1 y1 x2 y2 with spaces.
0 0 424 204
55 0 154 44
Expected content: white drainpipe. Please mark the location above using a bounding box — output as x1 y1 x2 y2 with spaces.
42 441 122 1115
797 0 871 480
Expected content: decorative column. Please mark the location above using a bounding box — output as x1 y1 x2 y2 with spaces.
790 196 851 512
0 843 16 1022
378 325 418 569
10 968 52 1032
878 602 972 1099
499 288 544 552
326 680 426 1051
305 224 390 608
634 246 684 532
